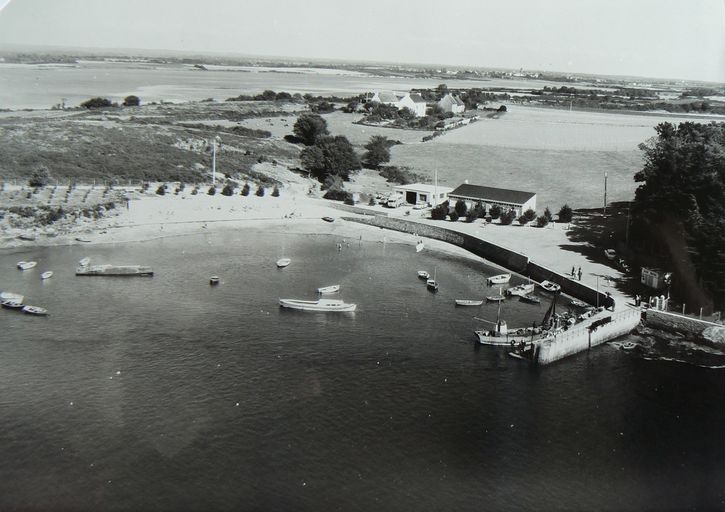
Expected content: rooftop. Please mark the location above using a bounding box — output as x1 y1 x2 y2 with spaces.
448 184 536 205
393 183 454 194
408 93 427 103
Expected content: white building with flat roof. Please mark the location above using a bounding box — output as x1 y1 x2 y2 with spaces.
392 183 453 207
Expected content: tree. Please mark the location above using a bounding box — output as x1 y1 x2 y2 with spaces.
558 204 573 223
466 203 485 223
258 90 277 101
322 175 351 202
207 186 216 196
221 183 235 196
454 200 468 217
363 135 392 168
255 185 265 197
155 184 166 195
489 205 502 220
431 201 449 220
241 183 250 196
28 167 50 188
81 97 113 109
123 95 140 107
518 215 528 225
293 113 329 145
300 135 361 181
449 211 459 222
544 207 553 222
272 185 280 197
523 208 536 222
435 83 449 100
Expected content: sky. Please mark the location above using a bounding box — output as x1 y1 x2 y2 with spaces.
0 0 723 82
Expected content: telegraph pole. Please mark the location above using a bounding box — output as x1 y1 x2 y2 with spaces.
603 172 608 218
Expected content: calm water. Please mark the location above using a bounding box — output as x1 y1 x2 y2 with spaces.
1 230 724 511
0 61 541 110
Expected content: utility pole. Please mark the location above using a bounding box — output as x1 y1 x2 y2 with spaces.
211 136 221 186
603 172 608 218
625 202 631 246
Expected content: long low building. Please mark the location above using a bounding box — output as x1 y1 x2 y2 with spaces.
448 183 537 216
392 183 453 206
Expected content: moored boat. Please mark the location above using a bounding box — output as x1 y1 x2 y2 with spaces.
417 270 430 280
1 299 25 309
455 299 483 306
487 273 511 285
486 294 505 303
540 280 561 293
75 237 92 243
519 294 540 304
426 279 439 292
604 249 617 260
322 216 335 223
17 261 37 270
569 299 589 308
506 283 535 296
620 341 637 351
41 271 54 280
317 285 340 294
79 257 91 267
22 305 48 316
276 258 291 268
76 264 153 276
279 298 356 312
0 292 24 303
209 275 220 285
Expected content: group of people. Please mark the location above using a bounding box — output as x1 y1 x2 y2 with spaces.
571 266 583 281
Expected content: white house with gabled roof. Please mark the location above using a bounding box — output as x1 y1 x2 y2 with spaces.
398 92 427 117
438 93 466 114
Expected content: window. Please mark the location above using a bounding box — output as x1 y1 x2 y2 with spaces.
420 194 427 202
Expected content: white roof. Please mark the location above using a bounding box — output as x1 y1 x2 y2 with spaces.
393 183 454 194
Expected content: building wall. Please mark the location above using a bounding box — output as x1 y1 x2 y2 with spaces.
398 95 426 117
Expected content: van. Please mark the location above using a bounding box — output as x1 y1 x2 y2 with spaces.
386 194 405 208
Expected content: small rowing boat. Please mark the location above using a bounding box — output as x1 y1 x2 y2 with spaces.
519 294 540 304
456 299 483 306
317 285 340 294
41 271 54 280
17 261 37 270
540 280 561 293
276 258 291 268
209 275 220 285
79 257 91 267
22 305 48 316
417 270 430 280
487 273 511 285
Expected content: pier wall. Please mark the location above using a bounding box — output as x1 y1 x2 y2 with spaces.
346 216 529 272
643 309 722 337
536 308 641 365
526 262 611 308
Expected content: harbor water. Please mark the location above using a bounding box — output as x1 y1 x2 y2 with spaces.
1 230 724 511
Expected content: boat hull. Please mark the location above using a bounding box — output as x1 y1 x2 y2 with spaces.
317 285 340 294
507 283 535 296
76 265 153 276
456 300 483 306
279 299 356 312
487 274 511 285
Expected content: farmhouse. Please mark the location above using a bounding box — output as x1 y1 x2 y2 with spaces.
398 92 427 117
392 183 453 207
371 91 401 106
438 93 465 114
447 183 537 217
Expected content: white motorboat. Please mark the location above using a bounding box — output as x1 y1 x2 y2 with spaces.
620 341 637 351
506 283 535 297
540 280 561 293
455 299 483 306
22 305 48 316
279 298 356 312
427 268 439 291
276 258 291 268
569 299 589 308
317 285 340 294
209 275 220 285
17 261 37 270
79 257 91 267
604 249 617 260
0 292 24 303
417 270 430 280
487 273 511 285
41 271 54 280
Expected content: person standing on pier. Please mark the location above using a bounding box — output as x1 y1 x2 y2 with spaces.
577 267 582 281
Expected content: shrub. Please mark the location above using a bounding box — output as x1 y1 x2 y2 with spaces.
499 210 516 225
81 97 113 109
449 211 459 222
28 167 50 188
156 184 166 195
272 185 280 197
140 182 150 192
518 215 528 225
221 183 235 196
255 186 265 197
207 186 216 196
241 183 250 196
558 204 573 223
536 215 550 227
523 208 536 222
454 200 468 217
368 197 376 206
467 203 485 222
431 201 449 220
489 204 502 220
191 186 199 195
123 95 140 107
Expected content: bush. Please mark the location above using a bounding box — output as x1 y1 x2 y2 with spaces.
81 97 113 109
207 186 216 196
454 200 468 217
368 197 376 206
255 186 265 197
378 166 425 185
221 183 235 196
28 167 50 188
489 204 502 220
140 182 150 192
241 183 250 196
123 95 140 107
536 215 550 227
322 176 352 202
449 211 459 222
558 204 573 223
431 201 449 220
156 184 166 195
191 186 199 195
499 210 516 225
467 203 485 222
272 185 280 197
518 215 528 225
523 208 536 222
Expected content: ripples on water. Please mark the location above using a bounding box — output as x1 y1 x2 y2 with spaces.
1 231 724 511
